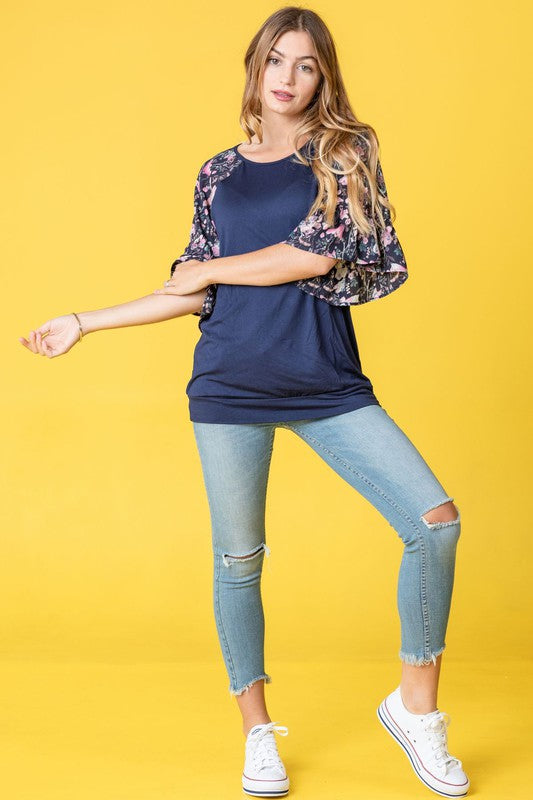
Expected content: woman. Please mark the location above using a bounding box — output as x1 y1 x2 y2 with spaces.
20 7 469 799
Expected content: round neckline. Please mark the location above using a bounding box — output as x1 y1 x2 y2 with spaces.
233 143 297 165
233 140 311 165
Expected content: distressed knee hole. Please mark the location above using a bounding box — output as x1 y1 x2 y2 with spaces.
222 542 270 567
421 500 460 530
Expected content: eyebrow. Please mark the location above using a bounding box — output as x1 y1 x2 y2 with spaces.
269 46 318 63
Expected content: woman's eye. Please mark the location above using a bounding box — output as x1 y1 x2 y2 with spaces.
267 57 313 73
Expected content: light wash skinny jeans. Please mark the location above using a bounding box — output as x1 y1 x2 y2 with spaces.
192 405 461 697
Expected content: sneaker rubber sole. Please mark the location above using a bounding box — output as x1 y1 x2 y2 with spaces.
242 780 289 797
377 699 469 798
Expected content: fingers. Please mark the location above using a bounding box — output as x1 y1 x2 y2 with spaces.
34 331 46 355
19 330 47 356
35 321 51 336
41 336 52 357
153 278 177 294
28 331 39 354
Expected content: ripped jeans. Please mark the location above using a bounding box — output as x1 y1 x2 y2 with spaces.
192 404 461 697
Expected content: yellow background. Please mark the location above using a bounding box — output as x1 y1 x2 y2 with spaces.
2 1 531 797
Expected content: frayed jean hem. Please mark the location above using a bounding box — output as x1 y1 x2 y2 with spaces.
229 673 272 696
399 644 446 666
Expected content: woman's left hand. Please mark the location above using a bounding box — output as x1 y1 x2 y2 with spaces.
153 260 211 296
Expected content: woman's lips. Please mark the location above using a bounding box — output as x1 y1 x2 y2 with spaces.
272 90 294 101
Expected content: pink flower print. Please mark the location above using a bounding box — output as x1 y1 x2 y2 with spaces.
326 222 345 239
298 219 319 236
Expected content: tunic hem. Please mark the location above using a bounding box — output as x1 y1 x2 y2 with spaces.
189 395 381 424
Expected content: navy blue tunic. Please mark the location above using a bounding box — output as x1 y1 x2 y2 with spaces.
186 144 381 423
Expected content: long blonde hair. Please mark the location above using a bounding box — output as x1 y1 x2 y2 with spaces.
239 5 396 237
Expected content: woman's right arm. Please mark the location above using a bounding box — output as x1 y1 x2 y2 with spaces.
76 289 205 334
19 288 206 358
22 158 215 358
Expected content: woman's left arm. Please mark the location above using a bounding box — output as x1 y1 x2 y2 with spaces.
153 243 337 297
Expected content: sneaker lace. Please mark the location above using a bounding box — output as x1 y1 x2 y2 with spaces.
423 711 462 774
250 722 289 771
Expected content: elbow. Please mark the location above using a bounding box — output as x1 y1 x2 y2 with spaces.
280 242 339 277
317 256 340 275
309 254 339 276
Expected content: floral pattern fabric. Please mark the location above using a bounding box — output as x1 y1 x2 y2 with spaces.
170 144 408 321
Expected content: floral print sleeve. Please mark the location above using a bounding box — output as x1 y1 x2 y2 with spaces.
170 164 218 319
283 157 409 306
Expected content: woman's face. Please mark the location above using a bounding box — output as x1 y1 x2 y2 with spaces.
260 30 322 117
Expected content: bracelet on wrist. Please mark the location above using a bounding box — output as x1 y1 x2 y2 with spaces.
72 312 84 342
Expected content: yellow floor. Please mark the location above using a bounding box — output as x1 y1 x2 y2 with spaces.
0 659 528 799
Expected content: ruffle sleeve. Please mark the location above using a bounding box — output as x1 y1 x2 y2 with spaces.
283 158 409 307
170 165 217 319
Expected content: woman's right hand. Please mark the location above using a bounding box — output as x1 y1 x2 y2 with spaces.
19 314 83 358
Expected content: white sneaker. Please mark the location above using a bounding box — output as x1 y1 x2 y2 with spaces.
377 686 470 797
242 721 290 797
